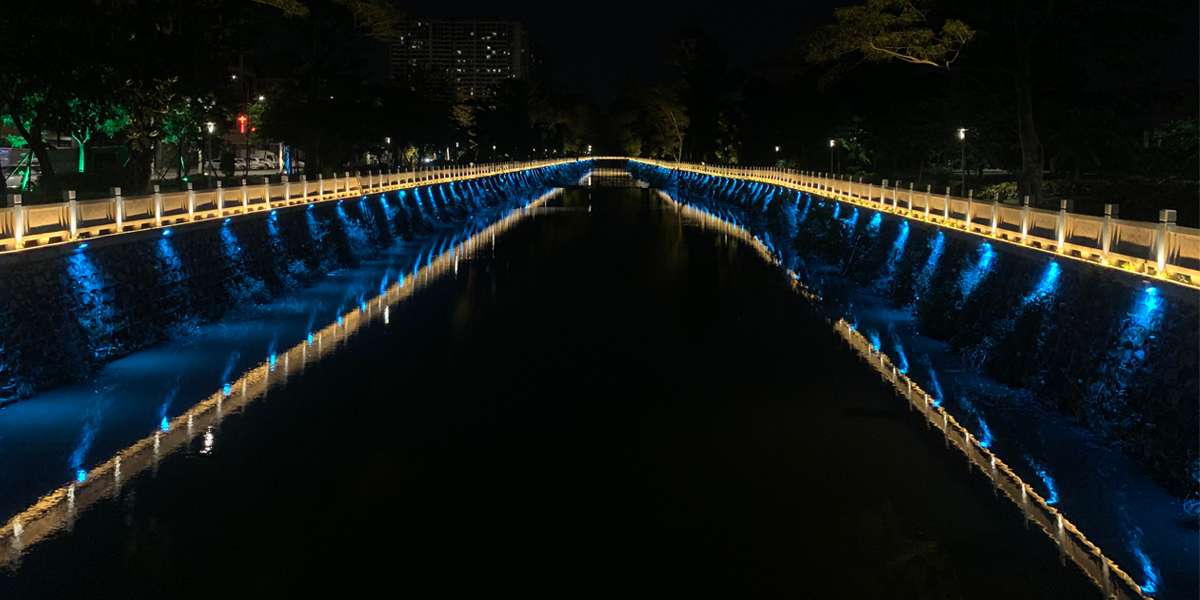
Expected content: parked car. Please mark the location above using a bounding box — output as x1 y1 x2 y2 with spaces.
248 157 268 170
233 157 247 171
260 156 278 170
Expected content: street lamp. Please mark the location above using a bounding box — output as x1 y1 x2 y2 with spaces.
829 139 836 174
958 128 967 195
205 122 215 179
492 145 496 162
774 146 780 166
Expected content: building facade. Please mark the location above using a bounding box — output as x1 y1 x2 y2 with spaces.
390 19 532 101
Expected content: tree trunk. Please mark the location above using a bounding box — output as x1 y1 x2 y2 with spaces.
71 131 89 174
11 115 56 192
1013 35 1044 204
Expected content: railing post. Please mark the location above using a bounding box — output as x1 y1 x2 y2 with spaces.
154 184 163 226
991 192 999 235
301 175 308 201
187 182 196 221
64 190 78 239
880 180 888 207
264 177 272 209
216 181 224 215
282 175 290 205
345 172 351 195
1157 209 1176 274
318 174 324 199
241 178 249 213
924 185 931 219
1021 196 1030 242
908 183 914 213
966 189 974 230
892 182 899 210
332 173 339 196
943 187 951 222
110 187 123 231
867 182 873 205
10 194 23 248
1101 204 1117 261
1056 199 1074 252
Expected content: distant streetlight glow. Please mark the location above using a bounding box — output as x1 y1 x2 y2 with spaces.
258 95 265 101
829 139 836 173
958 128 968 194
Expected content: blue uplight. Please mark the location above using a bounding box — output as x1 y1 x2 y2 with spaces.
223 383 231 396
977 419 993 447
162 229 171 236
925 363 945 406
307 333 314 344
914 232 945 302
957 243 996 305
888 324 909 374
867 212 882 233
160 417 170 431
224 218 232 225
337 315 343 326
1021 261 1062 307
845 207 859 229
868 330 881 351
76 242 88 251
76 469 86 483
1025 455 1059 504
269 353 277 366
1129 535 1160 594
360 301 367 312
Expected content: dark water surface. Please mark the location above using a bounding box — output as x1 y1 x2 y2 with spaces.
0 187 1096 598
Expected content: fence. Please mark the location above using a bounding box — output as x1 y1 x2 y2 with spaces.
651 178 1152 600
0 186 566 568
831 316 1151 600
631 159 1200 288
0 160 576 253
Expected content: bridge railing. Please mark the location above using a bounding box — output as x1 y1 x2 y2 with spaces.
0 160 576 253
634 159 1200 287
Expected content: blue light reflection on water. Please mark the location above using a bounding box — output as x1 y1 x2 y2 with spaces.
867 212 881 233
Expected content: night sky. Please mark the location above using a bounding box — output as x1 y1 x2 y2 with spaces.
403 0 847 103
404 0 1198 105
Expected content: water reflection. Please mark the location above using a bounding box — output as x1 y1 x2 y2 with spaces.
0 187 567 568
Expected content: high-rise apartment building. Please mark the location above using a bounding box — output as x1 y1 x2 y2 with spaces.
389 19 532 101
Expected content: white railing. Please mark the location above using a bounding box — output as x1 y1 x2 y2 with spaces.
652 178 1155 600
631 159 1200 288
0 160 577 253
831 316 1152 600
0 187 566 569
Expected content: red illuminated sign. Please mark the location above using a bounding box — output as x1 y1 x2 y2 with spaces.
237 115 248 134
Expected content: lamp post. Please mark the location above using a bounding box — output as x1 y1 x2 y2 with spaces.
958 128 967 195
492 145 496 162
205 122 215 181
774 146 780 166
829 139 836 174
